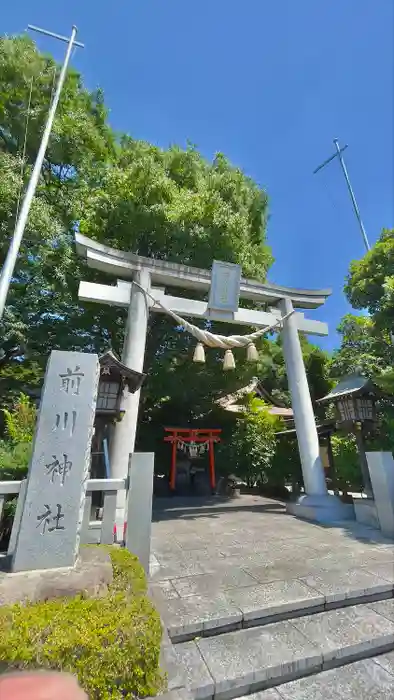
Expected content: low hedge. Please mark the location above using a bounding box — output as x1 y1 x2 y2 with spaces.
0 547 164 699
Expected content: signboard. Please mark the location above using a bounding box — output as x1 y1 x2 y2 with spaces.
208 260 241 313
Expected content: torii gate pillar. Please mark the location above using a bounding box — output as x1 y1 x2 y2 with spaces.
109 270 150 531
280 297 354 521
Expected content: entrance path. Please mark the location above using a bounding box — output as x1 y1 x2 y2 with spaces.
149 495 394 700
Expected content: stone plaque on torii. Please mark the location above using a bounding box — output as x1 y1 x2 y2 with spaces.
75 233 353 527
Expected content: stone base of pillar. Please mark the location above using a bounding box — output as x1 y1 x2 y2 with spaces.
286 494 355 523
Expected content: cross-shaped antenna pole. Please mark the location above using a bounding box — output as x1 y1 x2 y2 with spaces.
314 138 370 252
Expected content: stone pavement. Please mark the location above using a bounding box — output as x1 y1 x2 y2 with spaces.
149 494 394 700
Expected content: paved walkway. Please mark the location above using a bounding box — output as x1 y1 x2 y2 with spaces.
150 494 393 592
149 494 394 700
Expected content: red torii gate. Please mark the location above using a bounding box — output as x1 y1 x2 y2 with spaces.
164 428 221 492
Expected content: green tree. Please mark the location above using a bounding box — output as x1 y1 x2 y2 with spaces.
330 314 393 379
333 230 394 457
0 35 115 376
0 36 273 427
345 228 394 331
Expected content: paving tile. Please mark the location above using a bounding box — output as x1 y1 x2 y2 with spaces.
238 691 282 700
361 561 394 584
362 547 394 563
373 649 394 676
273 658 394 699
162 592 243 639
367 598 394 622
244 560 323 584
225 579 324 622
298 567 393 603
195 621 322 698
171 569 257 598
219 543 300 559
150 559 218 582
154 548 226 567
150 579 180 601
292 603 394 663
165 639 214 699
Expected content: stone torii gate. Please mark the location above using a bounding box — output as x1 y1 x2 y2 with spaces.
75 232 352 527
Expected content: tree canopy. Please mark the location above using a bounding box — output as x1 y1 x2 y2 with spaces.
0 34 274 428
0 35 115 373
331 314 393 379
345 228 394 331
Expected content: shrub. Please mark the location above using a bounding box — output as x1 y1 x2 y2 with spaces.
271 435 303 492
0 547 164 699
0 394 36 480
0 441 32 479
3 393 36 444
331 433 362 491
217 396 282 487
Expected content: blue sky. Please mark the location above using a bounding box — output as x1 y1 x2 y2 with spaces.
3 1 393 350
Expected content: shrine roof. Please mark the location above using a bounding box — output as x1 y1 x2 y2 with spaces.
216 378 294 417
75 233 331 310
99 350 146 393
316 374 379 404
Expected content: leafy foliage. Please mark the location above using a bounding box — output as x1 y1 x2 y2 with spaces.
331 433 362 491
271 435 303 491
217 396 282 487
80 141 272 277
332 230 394 458
0 36 274 444
0 394 35 479
0 34 115 380
0 442 32 480
0 547 164 699
3 393 36 443
345 229 394 331
331 314 393 379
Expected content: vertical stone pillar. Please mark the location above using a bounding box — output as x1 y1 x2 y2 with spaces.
366 451 394 538
125 452 155 575
280 298 354 522
110 269 150 531
12 351 99 572
280 297 327 496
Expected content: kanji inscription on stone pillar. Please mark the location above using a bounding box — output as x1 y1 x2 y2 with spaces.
12 351 99 572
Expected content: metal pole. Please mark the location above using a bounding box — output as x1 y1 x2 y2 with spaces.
333 139 370 252
313 138 370 253
0 25 81 321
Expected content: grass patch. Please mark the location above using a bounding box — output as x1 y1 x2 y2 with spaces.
0 547 164 699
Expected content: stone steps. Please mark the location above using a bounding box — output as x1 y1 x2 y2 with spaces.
237 652 394 700
152 564 394 643
162 599 394 700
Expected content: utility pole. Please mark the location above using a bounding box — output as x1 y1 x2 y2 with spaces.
314 138 370 253
0 24 84 322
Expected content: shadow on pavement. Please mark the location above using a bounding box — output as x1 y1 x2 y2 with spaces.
152 495 286 522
